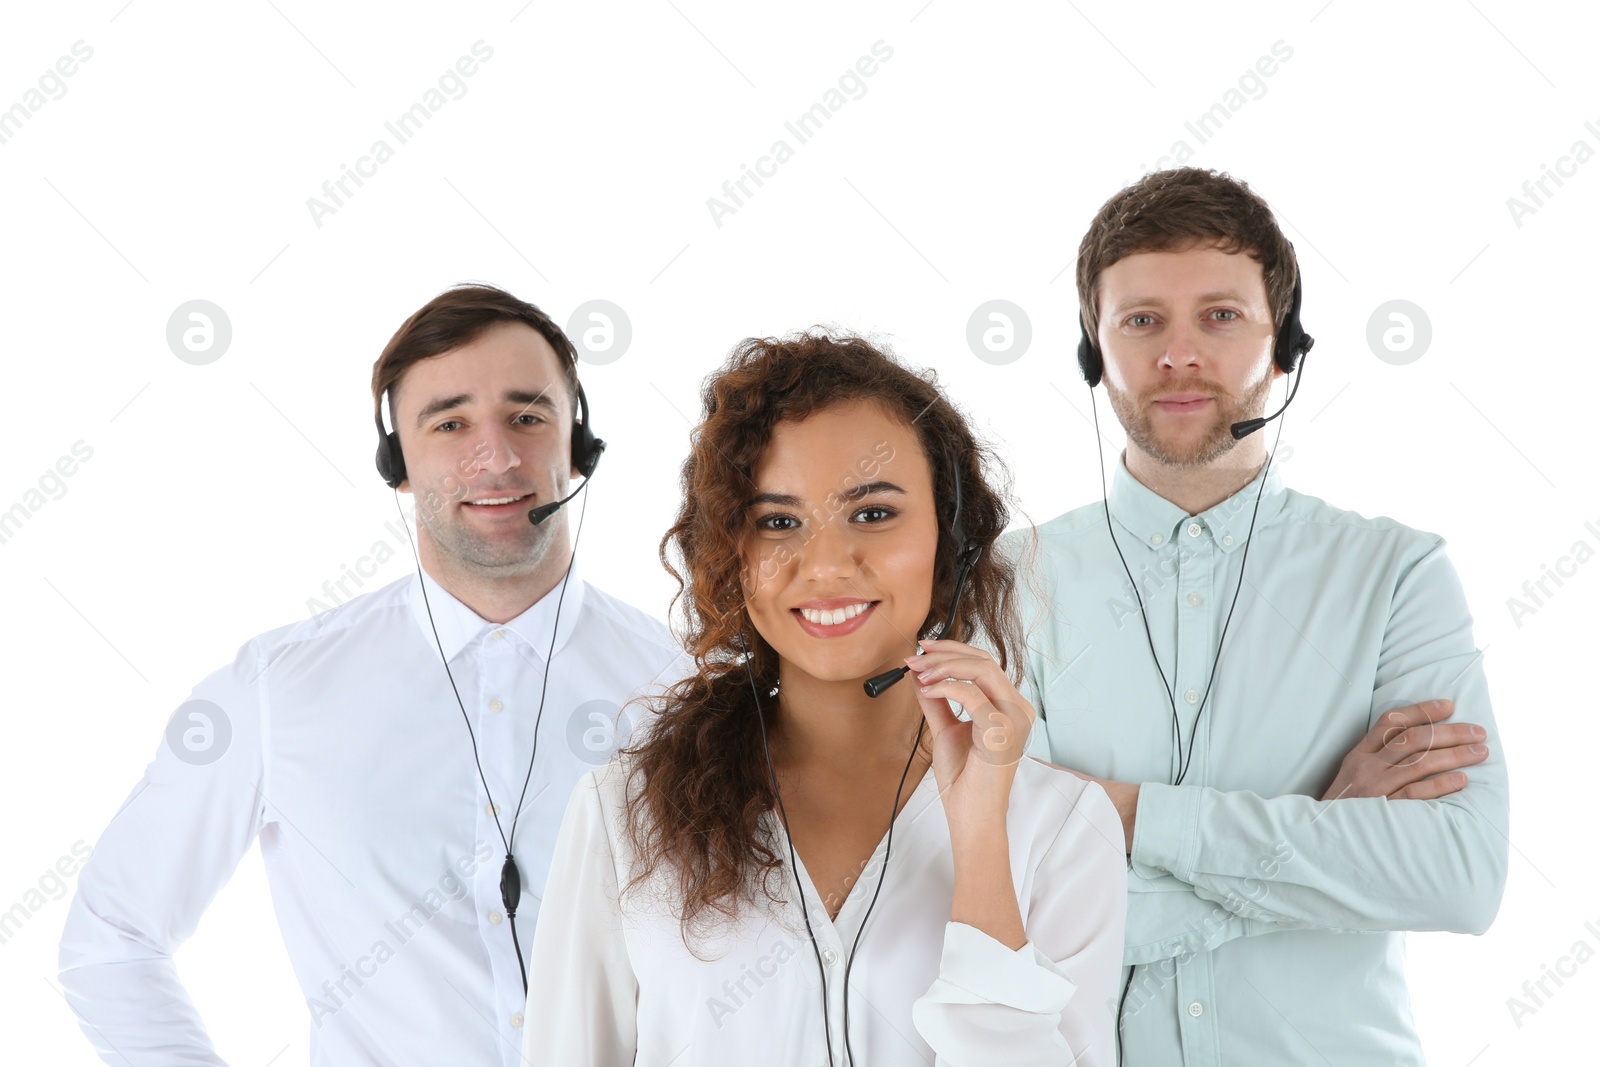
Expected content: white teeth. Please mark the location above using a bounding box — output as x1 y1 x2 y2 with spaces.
798 602 871 626
468 495 527 506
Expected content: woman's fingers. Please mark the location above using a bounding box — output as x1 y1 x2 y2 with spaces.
915 678 1030 766
905 640 1007 691
912 679 962 738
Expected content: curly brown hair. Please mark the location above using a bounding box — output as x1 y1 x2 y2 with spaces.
622 329 1026 940
1076 167 1298 343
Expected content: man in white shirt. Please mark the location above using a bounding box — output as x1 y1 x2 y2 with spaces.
58 284 691 1066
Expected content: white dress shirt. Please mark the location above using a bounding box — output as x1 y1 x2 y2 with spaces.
521 753 1129 1066
59 560 691 1066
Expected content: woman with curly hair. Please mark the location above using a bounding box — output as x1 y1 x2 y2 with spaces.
521 331 1126 1065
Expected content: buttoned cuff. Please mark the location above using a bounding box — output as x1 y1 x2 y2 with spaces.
1130 782 1202 883
935 921 1076 1013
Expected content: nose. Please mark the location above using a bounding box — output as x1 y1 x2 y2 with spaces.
466 421 522 478
1159 318 1203 370
797 512 860 584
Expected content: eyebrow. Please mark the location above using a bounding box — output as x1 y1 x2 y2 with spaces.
747 480 906 509
414 388 559 428
1108 291 1251 316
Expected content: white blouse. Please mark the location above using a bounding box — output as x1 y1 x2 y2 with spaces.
521 754 1128 1066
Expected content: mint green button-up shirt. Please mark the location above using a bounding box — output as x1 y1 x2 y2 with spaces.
1002 456 1509 1067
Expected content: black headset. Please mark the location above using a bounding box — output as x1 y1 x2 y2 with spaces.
1076 271 1313 387
374 380 604 489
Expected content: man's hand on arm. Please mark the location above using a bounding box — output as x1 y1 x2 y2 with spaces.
1321 698 1489 801
1029 757 1139 854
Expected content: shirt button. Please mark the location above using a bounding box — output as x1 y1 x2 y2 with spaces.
1187 593 1203 607
489 699 504 712
487 802 500 816
1188 1000 1204 1017
510 1012 524 1028
1150 533 1164 546
492 629 507 641
1184 689 1199 704
1223 535 1234 546
489 910 503 924
822 949 838 965
1187 523 1202 537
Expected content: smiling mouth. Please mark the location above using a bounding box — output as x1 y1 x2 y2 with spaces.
463 493 534 509
796 602 873 626
790 600 880 638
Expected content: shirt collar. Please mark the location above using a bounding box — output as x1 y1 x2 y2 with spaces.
407 556 588 664
1107 452 1288 555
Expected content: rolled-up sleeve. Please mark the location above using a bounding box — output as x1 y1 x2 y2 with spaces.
914 778 1128 1066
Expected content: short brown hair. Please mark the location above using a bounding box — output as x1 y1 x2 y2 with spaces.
1075 168 1297 344
370 284 579 428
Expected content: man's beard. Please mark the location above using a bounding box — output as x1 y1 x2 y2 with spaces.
415 489 562 575
1105 373 1273 468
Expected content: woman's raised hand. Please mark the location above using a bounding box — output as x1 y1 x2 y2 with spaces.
904 638 1035 837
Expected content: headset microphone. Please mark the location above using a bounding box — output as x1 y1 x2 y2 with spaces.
1230 269 1314 439
528 384 606 524
1229 352 1307 440
528 460 603 526
863 444 980 699
862 539 980 698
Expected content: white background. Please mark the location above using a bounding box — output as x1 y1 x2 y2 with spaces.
1 1 1595 1063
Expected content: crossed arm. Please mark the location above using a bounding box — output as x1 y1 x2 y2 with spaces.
1080 696 1492 854
1035 540 1510 963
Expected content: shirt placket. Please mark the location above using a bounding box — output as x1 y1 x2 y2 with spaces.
472 626 528 1045
1174 950 1221 1067
787 891 844 1066
1174 517 1221 1067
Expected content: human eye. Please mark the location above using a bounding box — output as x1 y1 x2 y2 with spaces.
753 512 800 533
514 412 544 426
1126 313 1156 328
436 419 462 433
852 504 898 524
1209 308 1240 322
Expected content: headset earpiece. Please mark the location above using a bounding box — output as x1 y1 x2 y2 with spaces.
1271 273 1315 375
375 389 406 489
1077 314 1103 387
570 381 606 480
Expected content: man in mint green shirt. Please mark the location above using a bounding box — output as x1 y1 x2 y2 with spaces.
1006 168 1508 1065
